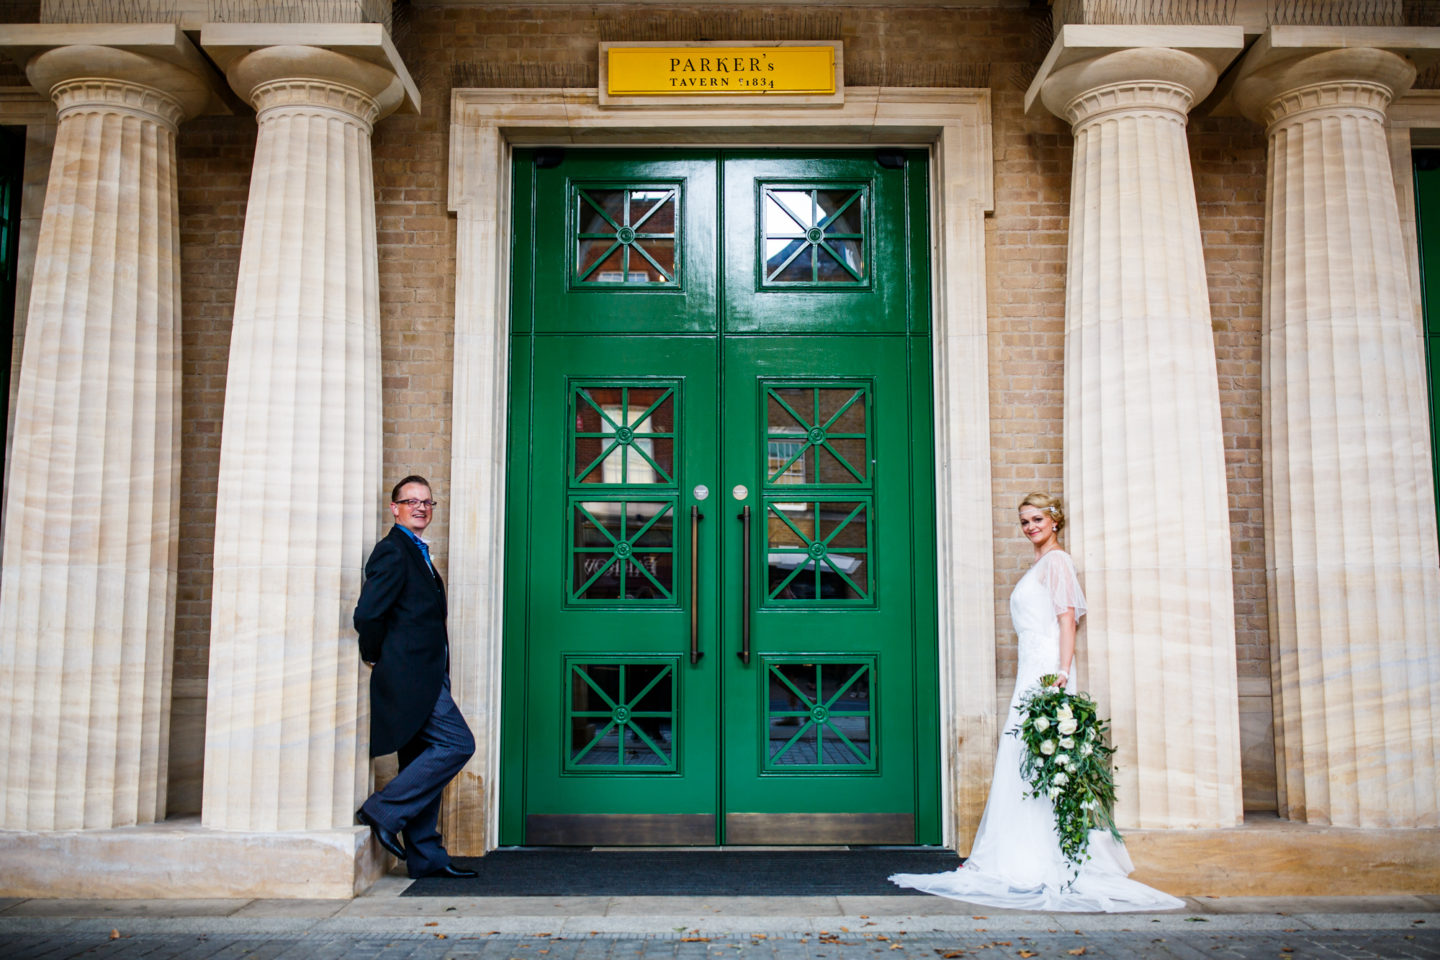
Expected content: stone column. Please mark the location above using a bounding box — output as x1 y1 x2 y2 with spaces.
1038 43 1244 828
0 39 211 830
199 41 408 831
1235 40 1440 828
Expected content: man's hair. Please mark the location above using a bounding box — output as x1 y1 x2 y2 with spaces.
391 475 432 502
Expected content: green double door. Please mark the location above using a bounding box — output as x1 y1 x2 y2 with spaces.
501 150 940 845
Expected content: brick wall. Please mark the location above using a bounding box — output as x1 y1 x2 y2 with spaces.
161 2 1276 813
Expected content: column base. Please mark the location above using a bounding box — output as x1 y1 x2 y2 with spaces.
1128 814 1440 896
0 817 390 898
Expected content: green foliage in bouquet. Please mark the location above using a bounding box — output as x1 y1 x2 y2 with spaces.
1010 674 1122 870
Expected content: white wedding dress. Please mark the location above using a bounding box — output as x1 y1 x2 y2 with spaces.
890 550 1184 913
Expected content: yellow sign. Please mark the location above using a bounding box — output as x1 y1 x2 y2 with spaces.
605 44 837 98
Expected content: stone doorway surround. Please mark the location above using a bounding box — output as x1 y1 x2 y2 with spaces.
443 87 998 854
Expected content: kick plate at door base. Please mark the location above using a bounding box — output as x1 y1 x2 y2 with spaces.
724 813 913 845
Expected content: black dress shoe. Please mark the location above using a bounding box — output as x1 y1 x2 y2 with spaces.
426 863 478 879
356 808 406 861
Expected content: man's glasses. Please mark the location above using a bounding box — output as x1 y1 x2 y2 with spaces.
394 499 438 508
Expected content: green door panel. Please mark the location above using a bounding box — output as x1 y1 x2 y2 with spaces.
502 150 940 846
719 336 935 842
525 150 719 335
517 337 721 837
721 151 928 335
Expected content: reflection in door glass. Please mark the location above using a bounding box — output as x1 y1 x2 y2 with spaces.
568 661 676 770
766 500 870 601
573 385 676 485
761 185 867 285
572 500 675 602
765 385 869 486
765 661 874 768
575 186 679 285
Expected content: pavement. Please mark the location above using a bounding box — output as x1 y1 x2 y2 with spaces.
1 883 1438 959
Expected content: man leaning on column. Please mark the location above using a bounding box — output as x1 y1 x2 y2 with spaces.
354 476 479 879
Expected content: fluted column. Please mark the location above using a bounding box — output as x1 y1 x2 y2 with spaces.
1236 43 1440 828
0 43 210 830
1040 46 1243 828
201 45 405 831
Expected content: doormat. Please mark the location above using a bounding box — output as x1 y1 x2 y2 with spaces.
402 848 961 897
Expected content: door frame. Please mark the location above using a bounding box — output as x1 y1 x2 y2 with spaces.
444 87 997 853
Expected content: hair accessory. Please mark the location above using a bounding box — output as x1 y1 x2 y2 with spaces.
1046 505 1059 515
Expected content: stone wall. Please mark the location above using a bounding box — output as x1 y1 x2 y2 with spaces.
161 2 1277 815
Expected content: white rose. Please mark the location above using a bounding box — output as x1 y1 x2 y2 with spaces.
1081 742 1094 756
1056 703 1074 721
1056 753 1070 767
1048 787 1061 801
1053 771 1069 786
1040 739 1056 756
1033 716 1050 733
1058 718 1078 736
1059 736 1075 749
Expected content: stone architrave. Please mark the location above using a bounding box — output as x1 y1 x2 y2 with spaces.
1234 32 1440 828
199 36 412 832
1035 31 1246 829
0 34 214 831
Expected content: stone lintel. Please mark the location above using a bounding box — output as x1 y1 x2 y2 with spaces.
0 21 230 115
0 820 390 899
1023 23 1245 115
1215 25 1440 116
200 22 419 115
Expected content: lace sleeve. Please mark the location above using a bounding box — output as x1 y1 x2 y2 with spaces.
1037 551 1087 622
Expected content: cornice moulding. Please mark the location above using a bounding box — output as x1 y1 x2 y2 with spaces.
0 21 229 115
1024 24 1246 116
199 21 418 115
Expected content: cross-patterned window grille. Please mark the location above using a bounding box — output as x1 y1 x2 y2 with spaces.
761 184 868 286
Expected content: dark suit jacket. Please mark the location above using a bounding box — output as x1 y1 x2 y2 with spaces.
354 525 448 757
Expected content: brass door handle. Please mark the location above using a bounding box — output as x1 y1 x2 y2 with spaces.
690 505 703 665
738 505 751 665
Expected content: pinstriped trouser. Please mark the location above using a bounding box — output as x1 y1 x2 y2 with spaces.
362 678 476 878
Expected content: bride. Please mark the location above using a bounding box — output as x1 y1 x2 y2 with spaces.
890 493 1183 913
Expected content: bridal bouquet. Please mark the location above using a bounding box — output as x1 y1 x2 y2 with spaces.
1011 675 1122 867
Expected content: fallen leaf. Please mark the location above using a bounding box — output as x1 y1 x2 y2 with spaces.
877 935 890 941
425 922 439 927
108 930 121 941
994 942 1012 947
1067 949 1086 956
434 934 447 940
860 915 870 919
1280 949 1293 954
840 927 850 933
891 945 905 950
1183 917 1209 923
680 937 711 942
973 916 988 920
1018 951 1037 958
940 952 965 958
865 922 879 927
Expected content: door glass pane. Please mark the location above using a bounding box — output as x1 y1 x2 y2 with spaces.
765 385 870 486
761 184 868 286
573 384 676 485
568 660 677 771
764 660 875 769
765 500 871 603
571 500 675 602
574 185 680 286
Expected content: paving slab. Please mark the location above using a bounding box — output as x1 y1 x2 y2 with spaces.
4 898 248 917
0 899 24 914
1184 895 1436 914
602 896 845 917
835 895 1042 917
337 896 600 918
230 899 350 918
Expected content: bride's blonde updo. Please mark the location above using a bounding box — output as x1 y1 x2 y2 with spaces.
1018 491 1065 534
